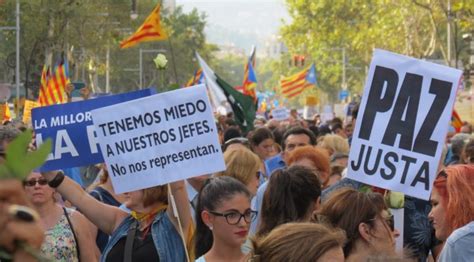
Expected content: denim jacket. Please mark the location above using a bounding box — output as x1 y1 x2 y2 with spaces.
101 211 186 262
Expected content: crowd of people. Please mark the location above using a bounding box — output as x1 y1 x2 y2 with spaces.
0 104 473 262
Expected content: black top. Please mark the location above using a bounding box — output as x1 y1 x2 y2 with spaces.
89 187 121 252
106 227 159 262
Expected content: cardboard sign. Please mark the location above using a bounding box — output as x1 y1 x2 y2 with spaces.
348 49 461 200
32 88 155 171
90 85 226 193
271 107 289 121
23 100 40 124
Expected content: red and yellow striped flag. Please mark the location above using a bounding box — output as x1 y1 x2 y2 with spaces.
280 64 317 98
185 69 203 87
0 103 11 123
120 4 168 49
38 65 51 106
37 61 70 106
451 110 463 132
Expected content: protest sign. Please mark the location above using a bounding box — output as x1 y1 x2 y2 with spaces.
271 107 289 121
22 100 40 124
348 49 461 200
32 88 155 171
320 105 334 124
90 85 226 193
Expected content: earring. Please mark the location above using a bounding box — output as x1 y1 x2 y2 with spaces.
207 224 213 230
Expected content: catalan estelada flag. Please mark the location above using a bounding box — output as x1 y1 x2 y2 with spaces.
451 110 463 132
37 65 51 106
242 47 257 101
120 4 168 49
280 63 317 98
185 68 204 87
37 60 70 106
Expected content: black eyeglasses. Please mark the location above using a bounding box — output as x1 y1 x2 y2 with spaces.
24 178 49 187
209 209 257 225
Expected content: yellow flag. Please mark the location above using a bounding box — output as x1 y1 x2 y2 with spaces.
22 100 40 124
0 103 11 123
120 4 168 49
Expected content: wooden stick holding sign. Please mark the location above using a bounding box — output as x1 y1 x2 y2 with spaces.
168 183 191 262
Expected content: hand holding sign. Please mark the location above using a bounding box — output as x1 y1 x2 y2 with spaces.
348 49 461 200
91 85 226 193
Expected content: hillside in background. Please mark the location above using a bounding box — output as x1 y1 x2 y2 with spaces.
177 0 289 53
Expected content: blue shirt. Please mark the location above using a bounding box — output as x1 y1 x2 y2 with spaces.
63 167 84 187
250 181 269 234
264 154 285 176
439 221 474 262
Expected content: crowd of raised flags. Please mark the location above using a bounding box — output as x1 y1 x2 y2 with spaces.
6 2 465 135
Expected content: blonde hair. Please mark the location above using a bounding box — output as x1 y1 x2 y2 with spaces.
250 222 346 262
319 134 349 155
215 147 260 185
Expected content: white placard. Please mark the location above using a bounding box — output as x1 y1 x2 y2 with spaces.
334 103 346 119
91 85 226 193
348 49 461 200
271 107 289 121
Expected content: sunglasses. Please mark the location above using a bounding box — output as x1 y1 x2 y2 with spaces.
367 213 395 231
24 178 48 187
437 170 448 179
222 137 251 151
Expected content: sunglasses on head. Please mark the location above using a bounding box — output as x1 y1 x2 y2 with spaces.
24 178 48 187
367 212 395 231
222 137 251 151
437 170 448 179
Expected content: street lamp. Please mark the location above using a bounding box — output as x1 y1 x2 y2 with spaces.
130 0 138 20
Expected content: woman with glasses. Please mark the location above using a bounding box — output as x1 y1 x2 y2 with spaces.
429 164 474 261
318 188 398 260
194 176 256 262
256 165 321 238
23 171 98 261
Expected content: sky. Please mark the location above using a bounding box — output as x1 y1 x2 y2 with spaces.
175 0 290 52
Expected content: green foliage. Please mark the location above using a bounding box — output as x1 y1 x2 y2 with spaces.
280 0 474 102
0 129 51 180
0 0 215 96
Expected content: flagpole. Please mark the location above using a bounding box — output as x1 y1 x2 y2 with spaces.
139 48 143 89
167 37 179 84
15 0 20 110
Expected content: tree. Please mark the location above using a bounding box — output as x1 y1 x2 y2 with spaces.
280 0 473 103
0 0 216 98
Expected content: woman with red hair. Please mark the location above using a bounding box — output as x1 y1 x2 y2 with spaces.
429 164 474 261
286 145 331 189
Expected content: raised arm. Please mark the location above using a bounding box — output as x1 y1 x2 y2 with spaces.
167 181 193 243
42 171 128 235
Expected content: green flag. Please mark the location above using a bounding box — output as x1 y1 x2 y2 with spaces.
215 75 256 133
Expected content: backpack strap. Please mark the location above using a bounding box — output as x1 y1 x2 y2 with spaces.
124 220 138 262
63 207 81 261
91 188 104 203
